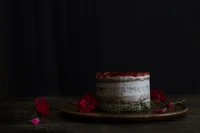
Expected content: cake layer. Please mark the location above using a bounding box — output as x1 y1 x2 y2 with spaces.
96 79 150 97
96 95 149 104
95 72 151 112
99 100 150 112
96 72 149 78
96 75 150 82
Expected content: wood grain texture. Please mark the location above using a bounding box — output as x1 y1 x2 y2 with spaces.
0 95 199 133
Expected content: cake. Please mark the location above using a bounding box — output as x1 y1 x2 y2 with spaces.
95 72 151 112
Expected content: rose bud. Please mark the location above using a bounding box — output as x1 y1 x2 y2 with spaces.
166 102 173 108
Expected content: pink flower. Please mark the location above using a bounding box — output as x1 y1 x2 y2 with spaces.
30 118 40 125
34 96 49 116
166 102 173 108
150 89 166 102
78 93 98 113
153 108 167 113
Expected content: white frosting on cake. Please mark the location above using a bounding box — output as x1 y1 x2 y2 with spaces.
96 82 149 97
95 73 150 112
97 75 149 80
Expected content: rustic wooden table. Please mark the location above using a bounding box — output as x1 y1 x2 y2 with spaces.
0 95 198 133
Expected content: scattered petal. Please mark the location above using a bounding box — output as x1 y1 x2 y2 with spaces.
166 102 173 108
34 98 39 105
30 118 40 125
78 93 98 113
34 96 49 116
150 89 166 102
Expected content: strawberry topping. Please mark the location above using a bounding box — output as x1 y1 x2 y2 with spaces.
96 72 149 78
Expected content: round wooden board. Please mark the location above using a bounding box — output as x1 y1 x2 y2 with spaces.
60 103 188 122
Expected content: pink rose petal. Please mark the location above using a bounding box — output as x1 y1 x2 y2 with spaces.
30 118 40 125
166 102 173 108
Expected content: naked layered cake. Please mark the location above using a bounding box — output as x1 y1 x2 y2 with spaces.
95 72 151 112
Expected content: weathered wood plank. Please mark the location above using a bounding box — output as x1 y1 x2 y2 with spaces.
0 95 199 133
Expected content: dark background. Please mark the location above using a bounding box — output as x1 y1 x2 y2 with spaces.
0 0 200 98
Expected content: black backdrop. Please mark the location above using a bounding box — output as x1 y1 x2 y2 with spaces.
1 0 200 97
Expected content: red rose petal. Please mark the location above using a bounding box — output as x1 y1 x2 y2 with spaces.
34 98 39 105
150 89 166 102
34 96 49 116
78 93 98 113
166 102 173 108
